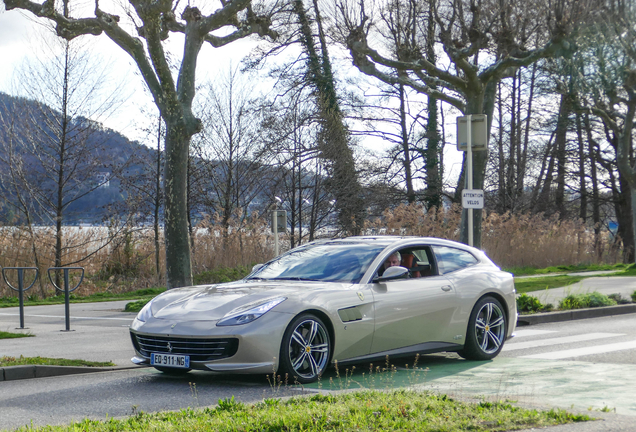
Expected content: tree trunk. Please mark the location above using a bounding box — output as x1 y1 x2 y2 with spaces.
553 91 573 217
398 84 415 203
163 122 193 288
575 112 587 221
154 116 162 279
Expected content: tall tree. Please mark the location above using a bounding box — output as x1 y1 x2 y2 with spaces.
584 0 636 262
340 0 592 247
0 31 127 288
3 0 278 288
294 0 365 234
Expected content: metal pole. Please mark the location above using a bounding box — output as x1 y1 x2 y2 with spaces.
17 269 25 329
63 269 71 332
273 208 279 257
467 114 473 247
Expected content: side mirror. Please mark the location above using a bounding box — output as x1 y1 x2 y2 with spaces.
374 266 409 282
251 263 264 273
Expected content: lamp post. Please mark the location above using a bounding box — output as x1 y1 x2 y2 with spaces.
273 196 282 256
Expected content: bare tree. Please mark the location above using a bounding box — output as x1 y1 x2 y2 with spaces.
338 0 594 247
582 0 636 262
3 0 278 288
0 30 129 290
192 66 273 237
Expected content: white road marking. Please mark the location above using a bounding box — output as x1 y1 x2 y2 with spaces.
512 329 558 338
0 312 133 321
521 340 636 360
503 333 624 352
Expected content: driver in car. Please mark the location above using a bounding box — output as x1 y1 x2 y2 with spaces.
378 251 401 276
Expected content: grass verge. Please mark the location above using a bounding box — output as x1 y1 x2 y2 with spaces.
506 263 629 276
12 390 590 431
0 331 34 339
0 355 115 367
514 276 587 294
0 287 165 309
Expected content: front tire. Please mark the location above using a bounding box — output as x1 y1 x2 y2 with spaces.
279 313 331 384
459 296 507 360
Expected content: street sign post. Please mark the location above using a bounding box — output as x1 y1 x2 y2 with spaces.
457 114 488 247
271 210 287 256
457 115 488 151
462 189 484 209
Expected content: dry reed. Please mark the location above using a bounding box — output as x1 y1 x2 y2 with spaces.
0 204 620 298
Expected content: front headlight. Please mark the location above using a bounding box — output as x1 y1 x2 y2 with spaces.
135 300 154 322
217 296 286 326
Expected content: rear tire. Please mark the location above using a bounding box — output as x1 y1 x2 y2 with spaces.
458 296 507 360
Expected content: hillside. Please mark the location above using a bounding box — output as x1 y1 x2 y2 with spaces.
0 92 156 224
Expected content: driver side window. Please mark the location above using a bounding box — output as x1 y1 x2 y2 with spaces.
377 247 436 279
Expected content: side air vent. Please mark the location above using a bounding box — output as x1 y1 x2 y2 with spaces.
338 306 363 323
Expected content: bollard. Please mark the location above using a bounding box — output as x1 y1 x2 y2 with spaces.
2 267 39 329
47 267 84 332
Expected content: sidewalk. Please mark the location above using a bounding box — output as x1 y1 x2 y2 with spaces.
0 300 142 381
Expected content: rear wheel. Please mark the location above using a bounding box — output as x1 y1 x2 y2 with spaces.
279 313 331 384
458 296 507 360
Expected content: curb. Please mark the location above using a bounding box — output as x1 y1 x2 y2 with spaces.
0 364 147 382
517 303 636 326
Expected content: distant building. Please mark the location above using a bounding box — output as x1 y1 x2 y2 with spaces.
96 172 110 188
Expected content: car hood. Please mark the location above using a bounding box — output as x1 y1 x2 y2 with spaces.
149 280 351 321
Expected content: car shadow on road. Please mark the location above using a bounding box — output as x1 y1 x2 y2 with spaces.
143 353 490 395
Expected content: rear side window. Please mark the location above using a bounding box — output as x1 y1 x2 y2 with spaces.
433 246 478 274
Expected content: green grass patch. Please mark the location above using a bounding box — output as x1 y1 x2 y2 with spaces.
13 390 590 431
0 331 34 339
124 299 149 313
193 265 253 285
514 275 586 294
0 287 166 309
0 355 115 367
506 263 628 277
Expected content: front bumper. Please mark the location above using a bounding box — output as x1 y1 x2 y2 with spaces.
129 310 291 375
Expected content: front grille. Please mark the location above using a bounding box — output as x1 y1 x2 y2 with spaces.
131 333 238 362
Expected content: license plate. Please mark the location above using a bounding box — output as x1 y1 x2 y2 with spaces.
151 353 190 369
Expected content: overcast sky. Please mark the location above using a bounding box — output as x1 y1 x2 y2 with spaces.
0 3 464 185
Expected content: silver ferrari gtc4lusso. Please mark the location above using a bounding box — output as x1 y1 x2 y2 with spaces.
130 236 516 383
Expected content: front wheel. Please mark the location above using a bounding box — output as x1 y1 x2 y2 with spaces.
458 296 507 360
279 313 331 384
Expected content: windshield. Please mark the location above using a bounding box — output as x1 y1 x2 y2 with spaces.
247 242 385 284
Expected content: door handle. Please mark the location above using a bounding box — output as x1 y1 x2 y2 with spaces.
441 285 452 292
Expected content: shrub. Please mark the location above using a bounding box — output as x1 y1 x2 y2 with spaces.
632 291 636 303
559 292 617 310
559 294 589 310
608 293 632 305
516 293 553 313
517 294 543 313
586 292 617 308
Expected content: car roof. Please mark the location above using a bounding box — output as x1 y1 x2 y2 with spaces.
310 236 475 251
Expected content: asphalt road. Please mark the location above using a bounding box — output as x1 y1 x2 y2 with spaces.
1 301 636 430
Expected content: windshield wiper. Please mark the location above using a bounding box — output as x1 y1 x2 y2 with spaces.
269 277 320 282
